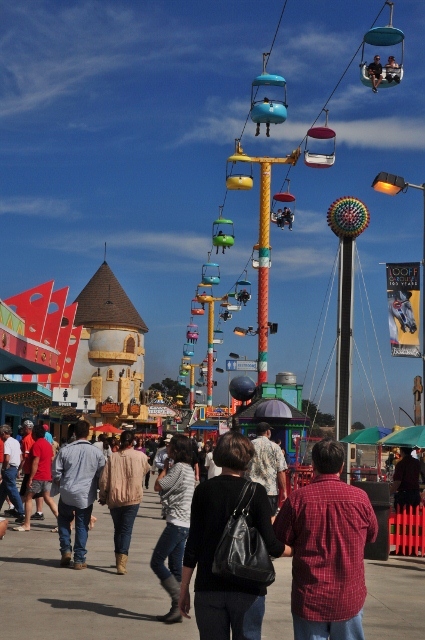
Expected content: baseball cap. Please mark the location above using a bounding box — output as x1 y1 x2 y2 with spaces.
164 434 173 443
23 420 34 428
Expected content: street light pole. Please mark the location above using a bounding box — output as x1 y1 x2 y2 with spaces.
372 173 425 422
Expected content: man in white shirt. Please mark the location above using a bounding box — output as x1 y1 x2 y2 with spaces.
204 449 222 479
0 425 25 523
247 422 288 516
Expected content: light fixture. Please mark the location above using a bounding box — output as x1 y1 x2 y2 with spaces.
233 326 248 336
215 367 224 373
371 172 407 196
229 352 240 359
268 322 278 334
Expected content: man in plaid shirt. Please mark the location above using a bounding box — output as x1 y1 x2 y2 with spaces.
274 438 378 640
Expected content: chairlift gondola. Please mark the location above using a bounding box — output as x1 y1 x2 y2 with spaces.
191 298 205 316
201 262 220 286
250 53 287 137
360 2 404 89
196 284 214 304
186 323 199 343
213 207 235 253
226 140 253 190
271 180 296 229
235 276 252 306
304 109 336 169
183 343 195 357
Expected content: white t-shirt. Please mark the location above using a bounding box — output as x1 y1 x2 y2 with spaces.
4 437 22 467
205 451 222 479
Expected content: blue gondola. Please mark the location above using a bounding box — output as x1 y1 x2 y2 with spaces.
183 343 195 357
250 53 287 137
201 262 220 285
235 277 252 306
360 3 404 89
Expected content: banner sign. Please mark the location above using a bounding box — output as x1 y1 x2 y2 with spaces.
386 262 421 357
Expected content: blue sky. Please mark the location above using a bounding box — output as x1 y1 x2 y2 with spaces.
1 0 424 427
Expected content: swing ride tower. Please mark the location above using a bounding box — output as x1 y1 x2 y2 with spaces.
327 197 370 442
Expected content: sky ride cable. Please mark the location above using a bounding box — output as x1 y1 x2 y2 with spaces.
300 339 337 465
273 0 391 201
302 245 339 422
355 356 374 427
355 252 380 420
356 249 397 425
353 341 386 426
221 0 290 210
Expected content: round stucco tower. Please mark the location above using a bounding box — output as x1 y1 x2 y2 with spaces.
71 261 149 426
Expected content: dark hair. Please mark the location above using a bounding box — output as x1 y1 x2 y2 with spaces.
311 438 345 474
400 447 414 456
74 420 90 439
256 422 270 435
213 431 254 471
33 424 46 439
120 431 134 450
168 434 193 464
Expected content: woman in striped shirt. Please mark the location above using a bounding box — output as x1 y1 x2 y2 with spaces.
151 434 195 624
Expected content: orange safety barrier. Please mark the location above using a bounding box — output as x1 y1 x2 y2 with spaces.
389 505 425 556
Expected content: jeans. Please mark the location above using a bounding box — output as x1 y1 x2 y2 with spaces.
293 610 365 640
58 498 93 564
110 504 139 555
0 467 24 516
194 591 265 640
150 521 189 582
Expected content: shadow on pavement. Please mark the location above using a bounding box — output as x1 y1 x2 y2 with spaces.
0 556 59 568
39 598 159 621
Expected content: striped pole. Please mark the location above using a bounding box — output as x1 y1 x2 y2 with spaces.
207 300 214 406
257 161 271 385
189 364 195 410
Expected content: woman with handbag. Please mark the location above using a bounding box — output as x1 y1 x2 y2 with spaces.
179 431 292 640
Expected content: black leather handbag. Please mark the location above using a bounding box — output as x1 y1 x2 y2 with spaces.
212 481 276 588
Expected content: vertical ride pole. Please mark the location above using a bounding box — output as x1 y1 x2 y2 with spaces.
258 161 272 385
207 300 214 406
189 365 195 410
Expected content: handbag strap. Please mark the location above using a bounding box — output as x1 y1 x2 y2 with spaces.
232 481 257 518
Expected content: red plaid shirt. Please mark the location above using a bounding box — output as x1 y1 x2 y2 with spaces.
274 475 378 622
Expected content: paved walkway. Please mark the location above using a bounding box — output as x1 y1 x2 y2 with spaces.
1 489 424 640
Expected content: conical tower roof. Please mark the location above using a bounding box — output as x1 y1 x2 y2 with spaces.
74 261 148 332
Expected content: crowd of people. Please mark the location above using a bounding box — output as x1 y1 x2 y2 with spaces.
0 418 423 640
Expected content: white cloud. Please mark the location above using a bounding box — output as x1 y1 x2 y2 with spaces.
174 111 425 151
0 197 79 219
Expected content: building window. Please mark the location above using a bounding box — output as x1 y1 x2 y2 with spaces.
106 368 114 381
125 336 135 354
126 368 131 378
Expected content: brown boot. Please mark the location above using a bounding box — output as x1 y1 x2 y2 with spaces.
116 553 128 575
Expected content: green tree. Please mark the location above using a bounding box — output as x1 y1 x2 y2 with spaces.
351 421 366 431
302 400 335 428
149 378 189 404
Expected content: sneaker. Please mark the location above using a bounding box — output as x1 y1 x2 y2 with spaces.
60 552 72 567
30 512 45 520
3 509 18 517
73 562 87 570
14 515 25 524
372 87 378 93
